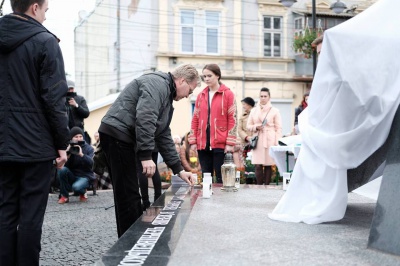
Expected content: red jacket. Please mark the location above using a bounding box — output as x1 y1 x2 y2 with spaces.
189 84 237 150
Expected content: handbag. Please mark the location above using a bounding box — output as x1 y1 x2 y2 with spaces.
248 107 271 150
249 136 258 149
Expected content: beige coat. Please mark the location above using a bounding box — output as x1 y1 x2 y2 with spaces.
247 102 282 165
238 111 252 144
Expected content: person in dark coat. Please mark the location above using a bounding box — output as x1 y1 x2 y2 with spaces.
293 92 309 135
0 1 70 265
65 79 91 143
99 64 199 237
57 127 94 204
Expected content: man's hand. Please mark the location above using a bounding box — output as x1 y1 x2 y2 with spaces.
190 144 197 151
141 160 156 178
56 150 67 169
179 171 194 186
68 98 78 108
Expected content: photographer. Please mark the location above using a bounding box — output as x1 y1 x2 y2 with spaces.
66 80 90 143
58 127 95 204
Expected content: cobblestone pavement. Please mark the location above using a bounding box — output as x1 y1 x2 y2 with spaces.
40 189 136 265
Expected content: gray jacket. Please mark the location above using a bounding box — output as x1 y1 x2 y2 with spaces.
99 72 183 174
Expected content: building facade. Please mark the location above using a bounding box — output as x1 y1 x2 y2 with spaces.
77 0 377 140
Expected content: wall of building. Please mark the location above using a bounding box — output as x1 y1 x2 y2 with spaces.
80 0 376 143
75 1 115 102
75 0 159 103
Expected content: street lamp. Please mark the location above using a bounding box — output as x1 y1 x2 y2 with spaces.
279 0 297 8
330 0 347 14
280 0 346 75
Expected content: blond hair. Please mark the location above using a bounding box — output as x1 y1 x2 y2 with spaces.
171 64 200 87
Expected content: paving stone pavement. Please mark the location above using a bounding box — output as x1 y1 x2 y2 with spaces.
40 189 154 266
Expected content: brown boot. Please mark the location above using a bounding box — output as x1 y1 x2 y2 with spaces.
255 165 264 185
264 166 272 185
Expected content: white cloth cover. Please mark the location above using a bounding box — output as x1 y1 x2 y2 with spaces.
269 0 400 224
269 145 301 174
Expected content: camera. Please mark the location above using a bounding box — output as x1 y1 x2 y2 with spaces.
66 92 76 102
67 141 84 155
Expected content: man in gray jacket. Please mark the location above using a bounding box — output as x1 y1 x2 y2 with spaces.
99 64 199 237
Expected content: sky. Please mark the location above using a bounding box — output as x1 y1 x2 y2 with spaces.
2 0 96 80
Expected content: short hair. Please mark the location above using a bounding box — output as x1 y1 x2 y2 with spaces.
260 87 270 97
11 0 45 13
171 64 200 87
203 64 222 82
311 35 324 47
241 97 255 107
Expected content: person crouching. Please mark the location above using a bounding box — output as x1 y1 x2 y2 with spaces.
58 127 95 204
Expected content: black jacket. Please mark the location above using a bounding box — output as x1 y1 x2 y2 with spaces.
99 72 183 174
294 106 305 126
0 13 69 162
65 142 95 181
66 93 90 129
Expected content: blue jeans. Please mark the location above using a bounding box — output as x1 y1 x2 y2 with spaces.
57 167 89 197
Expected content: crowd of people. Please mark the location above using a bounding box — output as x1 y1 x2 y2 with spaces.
0 1 306 264
3 0 397 264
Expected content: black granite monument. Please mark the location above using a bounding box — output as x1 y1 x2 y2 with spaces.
347 106 400 256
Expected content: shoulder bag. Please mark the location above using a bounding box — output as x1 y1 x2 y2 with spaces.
248 107 271 150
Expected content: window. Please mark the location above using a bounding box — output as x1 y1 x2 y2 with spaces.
325 18 347 29
309 17 348 30
294 18 304 37
263 16 282 57
180 10 220 54
181 11 195 52
205 11 219 54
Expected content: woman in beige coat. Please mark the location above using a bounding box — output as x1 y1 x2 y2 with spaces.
247 88 282 185
238 97 255 145
180 132 201 173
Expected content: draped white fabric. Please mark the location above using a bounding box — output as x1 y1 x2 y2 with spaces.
269 0 400 224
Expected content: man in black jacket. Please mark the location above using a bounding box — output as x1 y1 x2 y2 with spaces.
99 64 199 237
0 0 69 265
66 79 91 143
57 127 94 204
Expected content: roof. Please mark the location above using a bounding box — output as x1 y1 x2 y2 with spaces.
303 10 356 17
292 9 355 18
87 93 120 112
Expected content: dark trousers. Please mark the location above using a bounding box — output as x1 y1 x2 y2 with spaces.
198 148 225 183
136 152 162 209
100 133 143 238
0 161 53 266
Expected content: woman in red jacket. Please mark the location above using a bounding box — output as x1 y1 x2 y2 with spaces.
189 64 237 183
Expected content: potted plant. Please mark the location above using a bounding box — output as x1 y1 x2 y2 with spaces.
293 28 319 59
244 158 256 184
